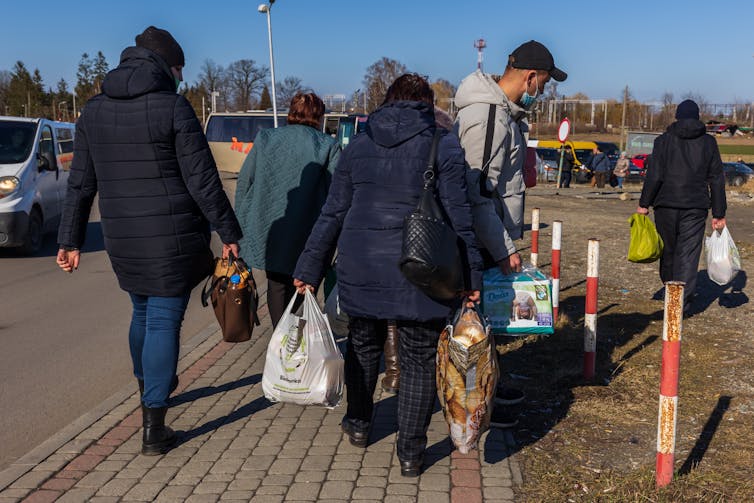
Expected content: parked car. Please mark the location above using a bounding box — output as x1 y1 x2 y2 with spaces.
0 117 75 254
627 161 646 182
631 153 649 169
723 162 754 186
535 147 560 182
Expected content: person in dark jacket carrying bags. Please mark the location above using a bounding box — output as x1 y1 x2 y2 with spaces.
235 92 340 328
56 27 242 456
637 99 727 315
293 74 483 477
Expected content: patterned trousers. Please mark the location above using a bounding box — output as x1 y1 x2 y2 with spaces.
345 317 444 462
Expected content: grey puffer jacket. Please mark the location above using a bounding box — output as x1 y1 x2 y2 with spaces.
454 70 526 263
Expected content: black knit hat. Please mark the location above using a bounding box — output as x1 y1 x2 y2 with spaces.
675 99 700 120
135 26 185 67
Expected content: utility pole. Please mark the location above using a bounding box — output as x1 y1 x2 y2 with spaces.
620 86 628 151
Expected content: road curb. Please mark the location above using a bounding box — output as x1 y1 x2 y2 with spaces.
0 320 221 492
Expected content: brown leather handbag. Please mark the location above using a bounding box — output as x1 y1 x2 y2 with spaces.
201 256 260 342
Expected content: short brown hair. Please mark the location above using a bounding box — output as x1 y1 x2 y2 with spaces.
383 73 434 106
287 93 326 129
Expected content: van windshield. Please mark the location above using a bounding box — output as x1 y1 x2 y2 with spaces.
0 121 36 164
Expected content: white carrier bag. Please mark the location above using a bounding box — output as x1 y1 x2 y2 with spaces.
706 227 741 286
262 290 344 407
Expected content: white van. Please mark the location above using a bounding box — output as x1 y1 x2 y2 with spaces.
0 117 75 253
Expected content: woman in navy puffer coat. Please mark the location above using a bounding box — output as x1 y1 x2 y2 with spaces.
294 74 482 476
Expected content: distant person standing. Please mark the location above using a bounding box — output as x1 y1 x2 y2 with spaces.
559 144 574 188
56 27 242 455
613 151 630 190
589 146 611 188
234 92 340 328
636 99 727 315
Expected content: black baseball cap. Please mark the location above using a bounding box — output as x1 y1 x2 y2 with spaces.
510 40 567 82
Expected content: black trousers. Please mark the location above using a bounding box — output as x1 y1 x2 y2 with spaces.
266 271 296 328
560 170 572 188
345 317 444 462
654 207 708 305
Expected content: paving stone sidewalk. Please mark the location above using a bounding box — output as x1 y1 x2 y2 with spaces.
0 303 520 503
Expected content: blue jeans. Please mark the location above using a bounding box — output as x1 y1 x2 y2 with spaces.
616 176 624 189
128 293 190 408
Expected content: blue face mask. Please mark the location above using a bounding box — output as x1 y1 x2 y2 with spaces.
520 74 539 109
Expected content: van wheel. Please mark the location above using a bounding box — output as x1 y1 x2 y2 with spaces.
732 176 744 187
19 208 43 255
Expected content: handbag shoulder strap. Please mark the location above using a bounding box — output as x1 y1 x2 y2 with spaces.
479 104 497 197
422 128 442 189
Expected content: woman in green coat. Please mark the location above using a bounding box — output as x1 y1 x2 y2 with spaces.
235 93 340 326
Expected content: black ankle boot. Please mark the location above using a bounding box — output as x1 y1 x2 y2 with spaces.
141 405 176 455
400 456 424 477
137 376 179 397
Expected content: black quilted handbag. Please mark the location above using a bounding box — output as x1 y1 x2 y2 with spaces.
399 129 463 300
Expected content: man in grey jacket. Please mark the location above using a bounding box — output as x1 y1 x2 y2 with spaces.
455 40 567 273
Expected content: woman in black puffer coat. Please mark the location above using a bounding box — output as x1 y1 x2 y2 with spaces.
294 74 483 477
57 27 241 455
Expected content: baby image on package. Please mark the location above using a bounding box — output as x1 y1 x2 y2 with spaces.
482 267 554 335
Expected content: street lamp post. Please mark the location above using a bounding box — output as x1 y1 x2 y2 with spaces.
258 0 279 127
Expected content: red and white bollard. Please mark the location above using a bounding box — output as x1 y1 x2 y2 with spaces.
551 220 562 321
583 239 599 380
656 281 685 488
531 208 540 268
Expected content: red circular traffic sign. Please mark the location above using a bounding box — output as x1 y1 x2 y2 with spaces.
558 118 571 143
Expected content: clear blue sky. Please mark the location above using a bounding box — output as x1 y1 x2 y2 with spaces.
2 0 753 104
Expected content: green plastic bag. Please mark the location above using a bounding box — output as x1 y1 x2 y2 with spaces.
627 213 664 263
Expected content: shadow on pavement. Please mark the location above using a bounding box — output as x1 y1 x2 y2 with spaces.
171 374 262 406
176 394 273 444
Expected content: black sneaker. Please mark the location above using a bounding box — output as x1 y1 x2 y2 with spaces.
489 407 519 429
495 387 525 406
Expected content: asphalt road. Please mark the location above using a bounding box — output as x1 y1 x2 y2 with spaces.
0 176 242 471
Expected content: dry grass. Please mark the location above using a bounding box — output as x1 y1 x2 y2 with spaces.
500 188 754 502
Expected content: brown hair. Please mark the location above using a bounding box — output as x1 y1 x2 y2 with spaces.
287 93 326 129
382 73 434 106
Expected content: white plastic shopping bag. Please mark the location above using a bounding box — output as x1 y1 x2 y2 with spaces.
262 290 344 407
706 227 741 286
324 285 349 339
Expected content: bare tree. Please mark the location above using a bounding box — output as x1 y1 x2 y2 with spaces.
276 76 310 108
362 57 407 113
226 59 268 111
198 59 228 110
658 92 674 129
431 79 455 113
